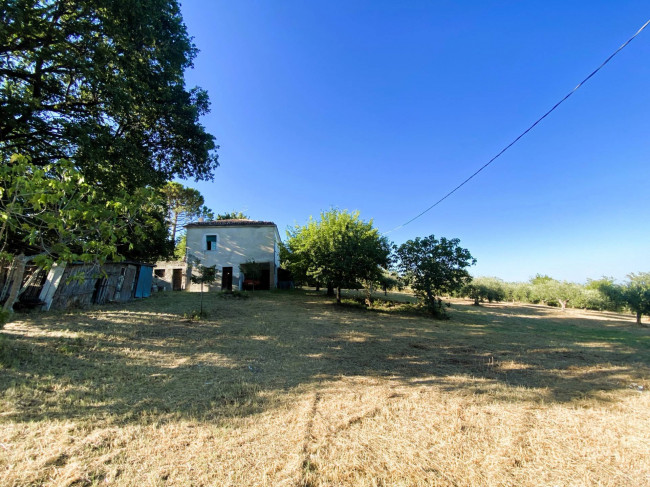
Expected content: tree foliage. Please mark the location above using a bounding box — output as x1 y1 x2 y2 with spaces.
284 209 390 303
461 277 506 305
394 235 475 316
587 277 625 311
621 272 650 325
0 154 162 312
0 0 219 189
216 211 249 220
173 234 187 260
161 182 213 242
530 279 582 311
470 275 639 315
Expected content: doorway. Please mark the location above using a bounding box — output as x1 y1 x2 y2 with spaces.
222 267 233 291
172 268 183 290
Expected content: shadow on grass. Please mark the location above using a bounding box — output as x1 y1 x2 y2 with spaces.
1 290 649 424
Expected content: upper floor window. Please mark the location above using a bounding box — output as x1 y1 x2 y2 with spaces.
206 234 217 251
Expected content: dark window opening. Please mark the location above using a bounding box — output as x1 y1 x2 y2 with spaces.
206 235 217 251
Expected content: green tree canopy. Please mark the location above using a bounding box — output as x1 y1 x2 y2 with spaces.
161 182 214 242
0 155 162 312
461 277 506 305
530 278 582 311
216 211 249 220
588 277 625 311
622 272 650 325
394 235 475 316
284 209 391 303
174 234 187 261
0 0 219 189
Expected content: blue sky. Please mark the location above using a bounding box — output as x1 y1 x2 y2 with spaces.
178 1 650 284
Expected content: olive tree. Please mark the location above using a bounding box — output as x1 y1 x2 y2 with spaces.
461 277 506 306
622 272 650 325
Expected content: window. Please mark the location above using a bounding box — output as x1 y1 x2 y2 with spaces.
154 269 166 278
206 234 217 251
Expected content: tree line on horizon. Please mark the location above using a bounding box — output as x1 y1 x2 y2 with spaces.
458 274 650 324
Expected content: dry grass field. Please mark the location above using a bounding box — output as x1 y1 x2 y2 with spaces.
1 290 649 486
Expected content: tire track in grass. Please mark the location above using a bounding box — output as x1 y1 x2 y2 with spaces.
299 391 321 486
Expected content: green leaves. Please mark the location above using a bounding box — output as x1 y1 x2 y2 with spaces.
1 0 218 187
622 272 650 324
160 182 214 242
394 235 475 314
216 211 249 220
0 154 161 269
284 209 391 300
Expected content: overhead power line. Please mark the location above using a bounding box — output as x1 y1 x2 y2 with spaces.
385 18 650 235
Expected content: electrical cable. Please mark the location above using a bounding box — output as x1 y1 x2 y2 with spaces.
384 18 650 235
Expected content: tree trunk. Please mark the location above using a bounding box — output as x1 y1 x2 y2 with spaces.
637 311 642 324
336 287 341 304
365 283 372 304
473 296 479 306
2 254 26 312
327 283 334 297
315 284 320 291
558 299 568 311
200 282 203 315
171 212 179 243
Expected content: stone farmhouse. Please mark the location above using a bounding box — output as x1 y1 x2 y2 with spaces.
154 219 282 292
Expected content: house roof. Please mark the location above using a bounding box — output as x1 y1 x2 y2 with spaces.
185 219 277 228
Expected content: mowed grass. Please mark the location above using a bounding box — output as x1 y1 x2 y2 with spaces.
1 290 649 486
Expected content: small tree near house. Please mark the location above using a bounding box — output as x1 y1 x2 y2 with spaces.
190 261 217 316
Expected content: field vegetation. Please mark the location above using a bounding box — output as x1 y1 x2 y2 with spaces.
1 290 649 486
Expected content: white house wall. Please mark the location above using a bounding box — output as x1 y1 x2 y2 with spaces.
186 225 279 292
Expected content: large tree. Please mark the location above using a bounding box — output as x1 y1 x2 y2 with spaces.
0 0 219 189
394 235 475 316
161 182 213 242
284 209 391 303
622 272 650 325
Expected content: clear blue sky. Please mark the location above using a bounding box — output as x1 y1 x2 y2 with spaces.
178 1 650 284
